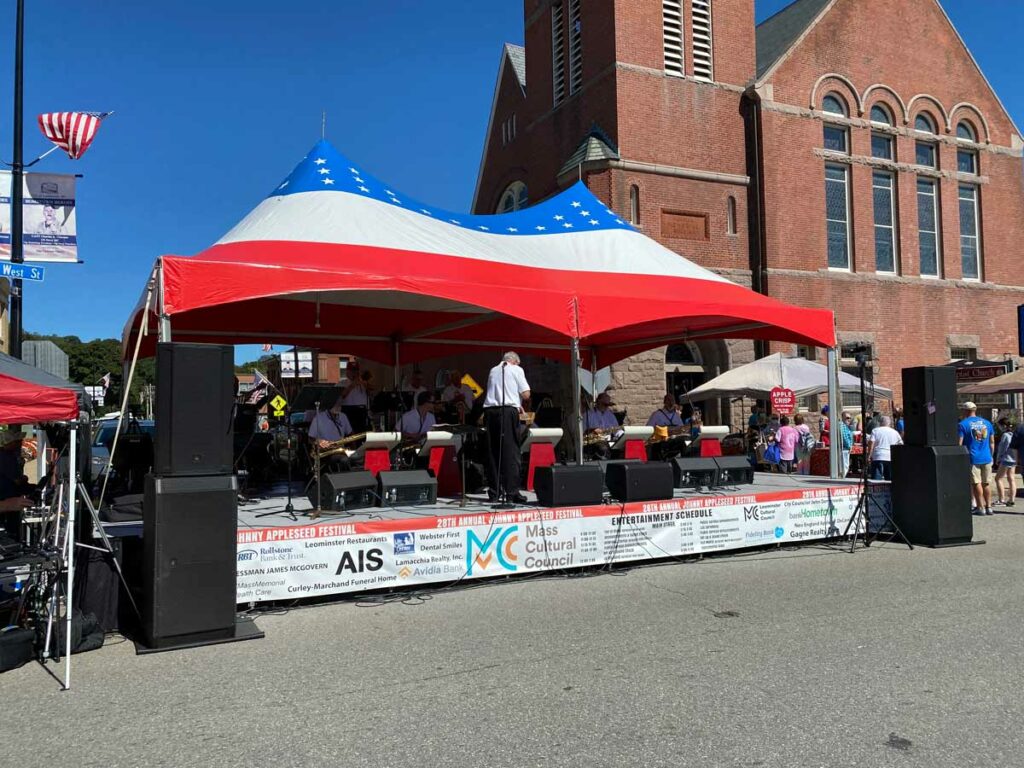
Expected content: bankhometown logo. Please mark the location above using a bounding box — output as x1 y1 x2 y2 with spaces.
466 526 519 574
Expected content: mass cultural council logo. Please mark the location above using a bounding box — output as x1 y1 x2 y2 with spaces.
466 526 519 574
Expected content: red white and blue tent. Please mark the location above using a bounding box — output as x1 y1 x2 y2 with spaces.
124 139 834 365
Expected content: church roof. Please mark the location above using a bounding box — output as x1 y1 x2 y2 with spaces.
755 0 833 79
505 43 526 89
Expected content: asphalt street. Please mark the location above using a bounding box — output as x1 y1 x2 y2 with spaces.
3 512 1023 768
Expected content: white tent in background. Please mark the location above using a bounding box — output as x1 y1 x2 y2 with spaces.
686 353 893 402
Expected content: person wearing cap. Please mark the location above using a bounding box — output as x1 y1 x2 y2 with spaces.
584 391 619 460
958 402 995 516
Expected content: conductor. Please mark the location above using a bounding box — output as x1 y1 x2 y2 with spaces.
483 351 531 504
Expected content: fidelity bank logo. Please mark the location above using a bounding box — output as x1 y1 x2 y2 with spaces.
466 526 519 574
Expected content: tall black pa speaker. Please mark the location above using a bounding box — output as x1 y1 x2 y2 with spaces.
155 342 235 476
891 445 973 547
142 474 238 648
902 366 958 446
605 461 675 503
534 465 604 507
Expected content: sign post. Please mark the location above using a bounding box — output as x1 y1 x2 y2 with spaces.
770 386 796 416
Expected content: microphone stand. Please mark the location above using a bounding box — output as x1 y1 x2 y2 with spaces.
494 362 515 510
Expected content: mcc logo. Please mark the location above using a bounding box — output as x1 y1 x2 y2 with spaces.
466 526 519 574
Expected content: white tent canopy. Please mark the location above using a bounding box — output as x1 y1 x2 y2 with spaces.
687 353 893 402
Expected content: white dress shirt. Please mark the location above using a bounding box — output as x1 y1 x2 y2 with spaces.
308 410 353 441
483 363 530 408
341 382 370 407
585 408 620 431
399 408 437 437
647 408 684 428
442 383 475 405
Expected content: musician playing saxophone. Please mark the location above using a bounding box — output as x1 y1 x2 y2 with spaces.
584 391 619 459
309 401 354 472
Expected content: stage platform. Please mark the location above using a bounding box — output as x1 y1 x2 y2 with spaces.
234 474 891 604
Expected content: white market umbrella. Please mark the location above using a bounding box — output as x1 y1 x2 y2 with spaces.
686 353 893 401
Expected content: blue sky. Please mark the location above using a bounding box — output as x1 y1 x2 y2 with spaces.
1 0 1020 354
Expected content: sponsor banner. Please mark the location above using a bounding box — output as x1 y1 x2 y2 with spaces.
237 484 875 603
0 171 78 263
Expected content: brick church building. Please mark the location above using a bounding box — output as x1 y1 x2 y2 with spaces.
473 0 1024 426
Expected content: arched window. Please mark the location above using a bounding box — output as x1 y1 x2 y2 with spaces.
496 181 528 213
869 104 893 126
629 185 640 226
914 112 937 134
822 93 848 117
726 196 737 235
956 120 977 142
666 343 700 365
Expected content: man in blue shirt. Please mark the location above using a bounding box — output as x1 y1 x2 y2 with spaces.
959 402 996 515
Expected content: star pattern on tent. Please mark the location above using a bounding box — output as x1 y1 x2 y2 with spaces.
272 143 637 237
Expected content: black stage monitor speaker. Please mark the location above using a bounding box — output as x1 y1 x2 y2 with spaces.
310 471 377 512
891 445 973 546
597 459 641 491
902 366 958 447
672 457 719 489
606 461 675 503
155 342 235 476
143 474 238 648
378 470 438 507
714 456 755 486
534 465 604 507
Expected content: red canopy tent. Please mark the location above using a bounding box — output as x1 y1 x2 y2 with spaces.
124 139 834 370
0 351 80 424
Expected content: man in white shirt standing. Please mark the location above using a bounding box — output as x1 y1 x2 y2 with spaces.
483 351 531 504
866 414 903 481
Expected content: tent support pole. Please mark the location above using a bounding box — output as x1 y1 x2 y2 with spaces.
827 345 840 479
571 338 583 465
393 340 400 389
157 262 171 343
64 422 76 691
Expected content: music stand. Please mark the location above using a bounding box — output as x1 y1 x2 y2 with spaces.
350 432 402 476
687 426 729 457
610 426 654 450
520 428 563 492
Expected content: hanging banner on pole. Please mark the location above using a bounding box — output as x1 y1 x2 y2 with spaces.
0 171 79 263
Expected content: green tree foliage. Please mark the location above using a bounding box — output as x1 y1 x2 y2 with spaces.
25 332 156 413
235 355 274 374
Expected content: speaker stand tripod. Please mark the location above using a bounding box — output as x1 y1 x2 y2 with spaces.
841 356 912 552
255 407 297 521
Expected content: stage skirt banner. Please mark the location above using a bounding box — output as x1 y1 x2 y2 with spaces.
236 484 875 604
0 171 78 263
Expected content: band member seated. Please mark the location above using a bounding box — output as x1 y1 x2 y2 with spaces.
647 394 690 461
400 391 437 443
309 402 354 472
584 391 620 459
442 369 475 407
483 351 531 504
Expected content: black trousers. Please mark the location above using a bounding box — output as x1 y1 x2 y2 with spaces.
485 407 521 497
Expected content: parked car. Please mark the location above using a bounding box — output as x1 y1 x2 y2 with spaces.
91 417 155 492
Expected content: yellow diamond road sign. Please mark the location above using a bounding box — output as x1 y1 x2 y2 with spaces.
270 395 287 412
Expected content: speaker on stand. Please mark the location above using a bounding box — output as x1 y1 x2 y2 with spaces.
890 366 979 548
136 342 264 653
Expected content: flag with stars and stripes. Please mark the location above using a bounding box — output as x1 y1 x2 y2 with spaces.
37 111 110 160
128 139 835 367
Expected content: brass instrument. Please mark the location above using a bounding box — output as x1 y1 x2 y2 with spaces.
583 429 611 447
315 431 369 460
519 411 536 426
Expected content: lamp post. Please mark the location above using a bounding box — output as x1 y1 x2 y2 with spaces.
8 0 26 358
